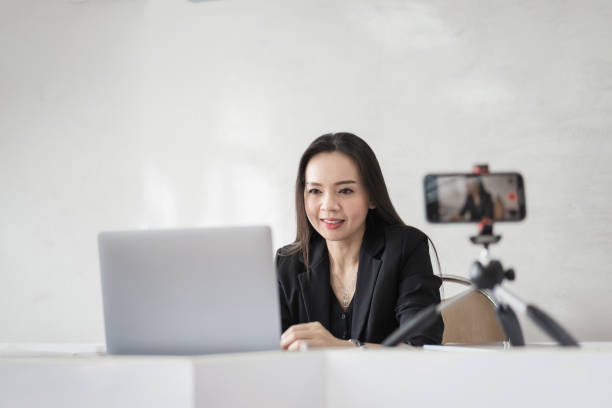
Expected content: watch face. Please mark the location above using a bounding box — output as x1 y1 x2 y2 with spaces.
350 338 364 347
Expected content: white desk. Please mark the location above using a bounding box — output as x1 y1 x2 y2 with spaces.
2 343 611 408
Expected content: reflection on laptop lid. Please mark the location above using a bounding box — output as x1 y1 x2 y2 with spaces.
98 226 280 355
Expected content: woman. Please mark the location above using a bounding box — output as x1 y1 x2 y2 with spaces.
450 177 494 222
276 133 444 350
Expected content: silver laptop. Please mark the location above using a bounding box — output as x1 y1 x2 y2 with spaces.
98 226 281 355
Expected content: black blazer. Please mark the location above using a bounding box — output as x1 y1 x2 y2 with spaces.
275 218 444 345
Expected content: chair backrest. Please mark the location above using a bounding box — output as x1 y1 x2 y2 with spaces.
441 275 507 344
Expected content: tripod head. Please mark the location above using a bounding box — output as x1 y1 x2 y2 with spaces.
470 259 515 291
468 219 515 289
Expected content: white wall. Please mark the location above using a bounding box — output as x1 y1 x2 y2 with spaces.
1 0 611 343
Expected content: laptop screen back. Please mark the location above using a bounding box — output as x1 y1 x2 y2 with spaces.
98 226 280 355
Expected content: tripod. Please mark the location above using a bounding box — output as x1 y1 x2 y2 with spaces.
382 222 579 347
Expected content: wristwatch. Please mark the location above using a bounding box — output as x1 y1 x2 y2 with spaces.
349 338 367 348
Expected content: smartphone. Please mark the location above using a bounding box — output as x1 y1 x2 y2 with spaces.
424 172 526 223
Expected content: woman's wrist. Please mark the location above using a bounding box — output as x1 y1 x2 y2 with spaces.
332 338 356 348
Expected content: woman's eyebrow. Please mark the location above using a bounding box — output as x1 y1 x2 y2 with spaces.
306 180 357 186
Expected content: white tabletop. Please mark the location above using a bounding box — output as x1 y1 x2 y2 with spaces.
2 342 612 408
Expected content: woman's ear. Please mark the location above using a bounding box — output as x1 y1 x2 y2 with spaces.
369 201 376 210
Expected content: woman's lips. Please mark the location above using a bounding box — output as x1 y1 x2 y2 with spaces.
321 218 345 230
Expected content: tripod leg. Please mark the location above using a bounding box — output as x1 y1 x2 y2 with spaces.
495 304 525 346
493 286 579 347
382 287 476 347
526 305 579 347
382 304 440 346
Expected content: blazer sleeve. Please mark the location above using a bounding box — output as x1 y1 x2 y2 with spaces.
394 234 444 345
275 251 295 334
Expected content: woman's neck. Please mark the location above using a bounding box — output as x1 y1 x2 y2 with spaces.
325 224 366 276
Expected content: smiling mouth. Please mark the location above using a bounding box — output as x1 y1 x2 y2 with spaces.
321 218 344 225
321 218 345 229
321 218 344 224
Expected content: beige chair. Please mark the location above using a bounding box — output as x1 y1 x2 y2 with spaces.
441 275 507 344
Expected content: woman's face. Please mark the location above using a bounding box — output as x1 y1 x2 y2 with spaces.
304 152 375 243
466 179 479 194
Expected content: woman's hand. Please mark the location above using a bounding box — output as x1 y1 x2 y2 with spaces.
280 322 353 351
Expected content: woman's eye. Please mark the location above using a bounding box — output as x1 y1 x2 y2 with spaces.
339 188 354 194
308 188 321 194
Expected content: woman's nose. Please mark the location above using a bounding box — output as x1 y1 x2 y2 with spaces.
321 192 340 211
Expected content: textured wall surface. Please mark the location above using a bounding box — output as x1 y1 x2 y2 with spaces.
1 0 611 342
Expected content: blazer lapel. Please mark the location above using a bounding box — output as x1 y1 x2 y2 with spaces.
352 217 385 340
297 236 330 328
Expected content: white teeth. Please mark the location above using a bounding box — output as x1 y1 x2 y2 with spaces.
323 220 343 224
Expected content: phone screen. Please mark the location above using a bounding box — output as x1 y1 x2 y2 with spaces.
424 173 526 223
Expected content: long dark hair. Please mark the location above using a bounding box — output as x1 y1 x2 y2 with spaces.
280 133 438 273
